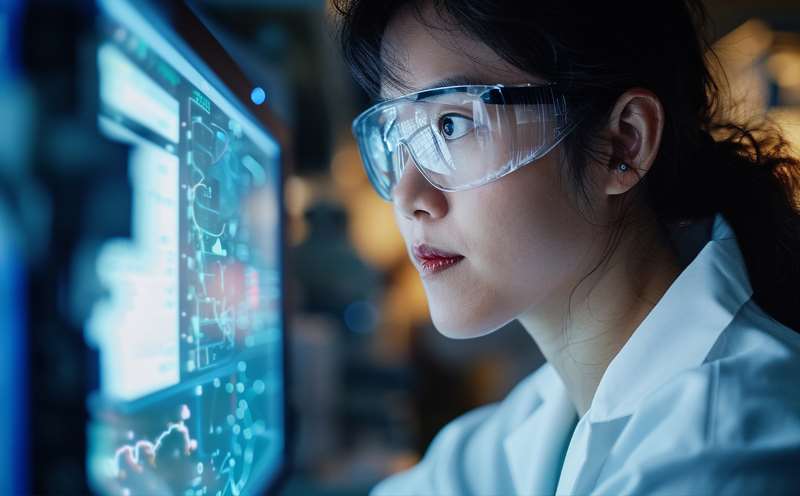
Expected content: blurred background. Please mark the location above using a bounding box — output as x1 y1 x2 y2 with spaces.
0 0 798 494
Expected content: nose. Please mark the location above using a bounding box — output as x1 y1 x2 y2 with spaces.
392 143 449 221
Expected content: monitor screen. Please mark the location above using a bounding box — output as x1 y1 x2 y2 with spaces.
87 1 285 494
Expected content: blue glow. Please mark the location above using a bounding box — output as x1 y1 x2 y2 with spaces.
250 87 266 105
344 301 379 334
0 209 27 496
90 1 286 493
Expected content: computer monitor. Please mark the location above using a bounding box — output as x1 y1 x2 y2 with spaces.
87 1 287 494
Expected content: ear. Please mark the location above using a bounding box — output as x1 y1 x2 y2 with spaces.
603 89 664 196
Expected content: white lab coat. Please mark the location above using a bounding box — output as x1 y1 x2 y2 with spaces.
372 213 800 495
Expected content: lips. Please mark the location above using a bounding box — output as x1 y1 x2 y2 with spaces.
412 244 464 276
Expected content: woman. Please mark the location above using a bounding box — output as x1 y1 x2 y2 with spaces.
335 0 800 494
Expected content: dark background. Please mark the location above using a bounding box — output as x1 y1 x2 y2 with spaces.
0 0 798 494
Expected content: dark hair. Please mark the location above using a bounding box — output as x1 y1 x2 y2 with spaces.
333 0 800 331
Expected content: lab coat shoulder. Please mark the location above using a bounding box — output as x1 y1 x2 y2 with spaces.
593 300 800 495
370 363 559 496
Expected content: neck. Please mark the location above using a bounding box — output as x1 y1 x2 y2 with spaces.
518 215 683 417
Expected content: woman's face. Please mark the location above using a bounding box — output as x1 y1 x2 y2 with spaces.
382 6 608 339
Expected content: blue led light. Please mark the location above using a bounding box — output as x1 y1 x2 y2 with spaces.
250 87 266 105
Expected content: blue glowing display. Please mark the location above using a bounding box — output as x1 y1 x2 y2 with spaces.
88 1 285 494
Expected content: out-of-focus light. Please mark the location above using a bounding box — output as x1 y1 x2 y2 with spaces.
288 217 308 246
284 175 312 246
374 261 429 360
767 51 800 88
347 187 406 269
714 19 774 69
343 300 379 333
330 139 408 268
711 19 775 123
284 175 312 217
331 142 366 192
385 262 428 328
250 87 266 105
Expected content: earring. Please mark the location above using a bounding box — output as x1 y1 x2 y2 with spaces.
617 162 630 172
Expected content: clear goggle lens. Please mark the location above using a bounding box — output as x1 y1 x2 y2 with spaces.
352 84 575 201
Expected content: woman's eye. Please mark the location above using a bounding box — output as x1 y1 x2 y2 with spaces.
439 114 473 140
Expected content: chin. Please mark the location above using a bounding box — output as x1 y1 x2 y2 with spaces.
429 306 512 340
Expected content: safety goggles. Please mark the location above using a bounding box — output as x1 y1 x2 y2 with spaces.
351 83 575 201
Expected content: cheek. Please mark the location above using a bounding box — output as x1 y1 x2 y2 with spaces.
458 160 596 304
390 155 602 338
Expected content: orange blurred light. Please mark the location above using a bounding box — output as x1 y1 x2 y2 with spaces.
767 51 800 88
331 142 367 193
285 175 313 218
346 186 407 269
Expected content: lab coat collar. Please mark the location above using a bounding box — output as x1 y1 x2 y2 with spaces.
587 212 753 422
503 214 752 496
555 213 754 495
504 365 579 495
